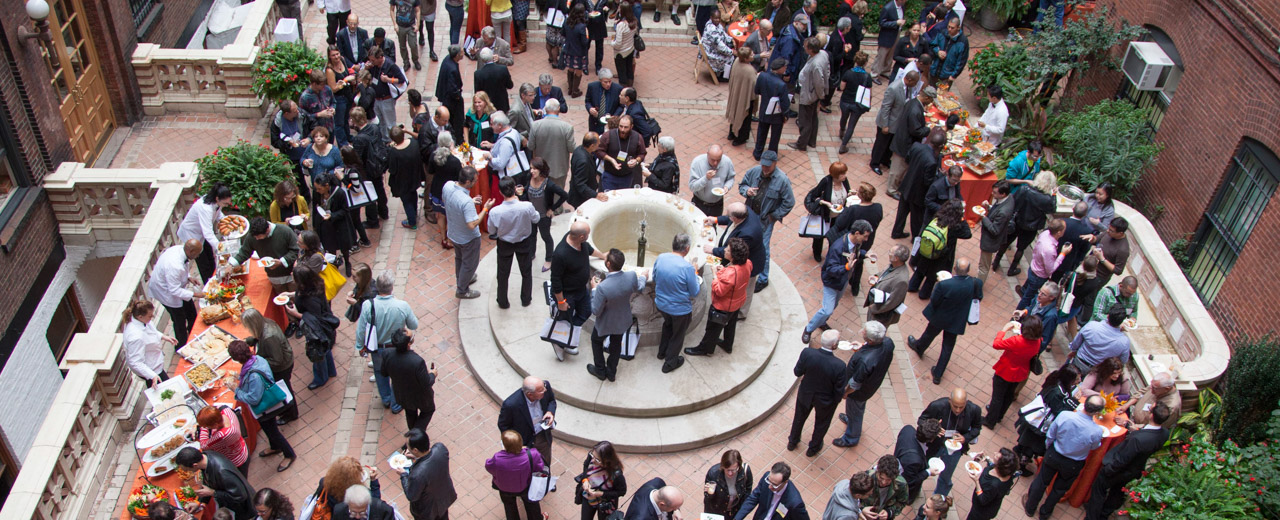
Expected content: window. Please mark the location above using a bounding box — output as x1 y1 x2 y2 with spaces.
45 287 86 363
0 115 32 235
1116 25 1183 133
128 0 163 39
1187 139 1280 303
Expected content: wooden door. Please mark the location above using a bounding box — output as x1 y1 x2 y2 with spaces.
40 0 115 162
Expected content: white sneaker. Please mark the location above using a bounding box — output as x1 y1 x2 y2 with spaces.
367 360 374 368
565 346 580 355
369 375 376 383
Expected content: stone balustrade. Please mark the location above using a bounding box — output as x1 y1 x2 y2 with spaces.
0 163 199 520
131 0 282 117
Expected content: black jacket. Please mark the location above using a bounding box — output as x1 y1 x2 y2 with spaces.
497 381 558 446
351 123 387 177
734 474 809 520
794 348 847 407
623 478 666 520
713 210 767 277
829 203 883 250
568 146 600 207
575 453 628 507
844 338 894 401
1101 427 1169 484
804 175 851 221
894 425 936 492
364 37 397 64
1012 187 1056 232
313 187 356 253
901 142 940 205
704 463 754 518
474 62 514 112
381 349 436 414
919 397 983 445
436 56 464 104
199 452 255 519
891 36 930 79
922 274 982 335
522 177 570 211
336 27 370 64
923 176 962 223
585 80 623 133
1056 216 1094 275
333 498 397 520
891 98 928 157
876 0 903 48
646 152 679 193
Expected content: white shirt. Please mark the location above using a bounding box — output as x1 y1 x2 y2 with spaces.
123 317 166 380
148 245 196 308
319 0 351 13
526 395 545 435
177 200 222 250
649 490 668 520
980 99 1009 146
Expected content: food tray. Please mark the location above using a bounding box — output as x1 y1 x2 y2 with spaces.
137 414 195 450
216 215 250 240
144 433 196 463
183 362 220 393
177 326 236 368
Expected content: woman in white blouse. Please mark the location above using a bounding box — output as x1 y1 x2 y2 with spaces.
177 182 234 281
611 2 638 87
122 299 177 387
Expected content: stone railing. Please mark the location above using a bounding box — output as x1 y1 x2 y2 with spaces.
0 163 199 520
130 0 282 117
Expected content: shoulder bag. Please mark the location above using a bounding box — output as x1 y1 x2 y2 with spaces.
246 370 292 418
300 487 331 520
527 448 552 502
1059 271 1078 313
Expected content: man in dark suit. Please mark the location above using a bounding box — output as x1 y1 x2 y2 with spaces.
588 249 647 381
625 478 685 520
890 128 945 239
568 133 604 207
611 88 654 144
868 71 919 176
919 388 983 496
743 20 776 71
474 48 514 112
908 258 983 385
381 329 437 433
761 0 791 30
705 202 766 315
336 14 370 65
436 45 466 143
833 321 894 448
1052 200 1097 282
396 429 457 520
734 462 809 520
533 74 569 116
894 418 943 503
977 180 1015 282
585 70 622 135
871 0 906 83
1085 404 1172 520
923 165 963 226
497 376 558 467
788 330 850 457
888 85 936 199
753 59 790 161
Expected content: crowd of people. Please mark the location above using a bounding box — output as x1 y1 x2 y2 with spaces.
123 0 1168 519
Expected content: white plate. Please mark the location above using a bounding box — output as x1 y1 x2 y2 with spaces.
928 457 945 473
936 271 953 281
965 460 983 477
273 294 290 306
836 341 861 351
711 187 725 196
258 257 276 268
288 215 305 226
972 206 986 216
136 414 195 449
146 454 182 478
144 439 198 463
218 215 250 241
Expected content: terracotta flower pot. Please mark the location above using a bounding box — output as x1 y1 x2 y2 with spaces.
977 6 1008 31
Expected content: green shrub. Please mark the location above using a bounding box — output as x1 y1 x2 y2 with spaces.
1220 335 1280 446
859 0 925 34
967 43 1034 107
968 0 1032 21
251 41 326 104
1124 434 1262 519
1045 99 1162 200
195 141 295 218
1237 407 1280 516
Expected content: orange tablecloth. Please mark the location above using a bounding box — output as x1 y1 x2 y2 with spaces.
1061 413 1130 507
471 165 496 233
118 263 288 520
926 104 997 225
727 21 752 47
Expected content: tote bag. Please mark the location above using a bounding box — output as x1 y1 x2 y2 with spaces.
320 263 348 301
527 449 552 502
247 371 293 418
796 213 829 238
300 488 330 520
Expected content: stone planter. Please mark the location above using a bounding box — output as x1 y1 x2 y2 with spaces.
977 6 1008 31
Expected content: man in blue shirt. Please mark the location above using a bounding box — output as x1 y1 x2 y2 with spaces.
1069 304 1132 373
738 151 795 291
652 233 701 374
444 167 495 299
1025 395 1105 519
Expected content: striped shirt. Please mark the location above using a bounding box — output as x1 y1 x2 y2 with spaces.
198 408 248 467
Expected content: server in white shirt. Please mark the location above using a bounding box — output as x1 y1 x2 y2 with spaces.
176 183 233 281
148 239 207 346
487 177 542 309
122 299 178 387
688 145 736 217
978 85 1008 146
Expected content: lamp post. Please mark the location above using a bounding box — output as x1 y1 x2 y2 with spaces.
18 0 53 50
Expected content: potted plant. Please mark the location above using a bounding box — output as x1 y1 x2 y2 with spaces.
969 0 1030 31
195 141 295 218
250 41 326 104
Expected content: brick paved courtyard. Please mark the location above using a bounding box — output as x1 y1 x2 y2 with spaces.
103 4 1091 519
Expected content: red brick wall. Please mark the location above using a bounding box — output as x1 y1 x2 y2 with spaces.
0 193 60 343
141 0 204 48
82 0 144 126
1066 0 1280 341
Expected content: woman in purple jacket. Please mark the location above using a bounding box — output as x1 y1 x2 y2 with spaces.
486 430 546 520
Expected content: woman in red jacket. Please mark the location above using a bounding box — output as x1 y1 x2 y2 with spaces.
685 237 753 357
982 314 1043 428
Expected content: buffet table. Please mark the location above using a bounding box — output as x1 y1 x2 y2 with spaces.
924 99 999 227
118 261 288 520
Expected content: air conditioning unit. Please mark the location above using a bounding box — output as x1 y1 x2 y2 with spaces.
1122 42 1175 91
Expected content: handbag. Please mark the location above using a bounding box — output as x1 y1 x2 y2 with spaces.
796 213 829 238
320 263 347 301
1029 353 1044 375
606 317 641 360
1017 394 1053 432
300 488 331 520
633 33 646 52
968 298 981 325
1059 271 1077 313
246 370 293 418
526 449 552 502
708 307 731 326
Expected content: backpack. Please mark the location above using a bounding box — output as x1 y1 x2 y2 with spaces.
643 116 662 147
918 219 949 260
361 126 390 173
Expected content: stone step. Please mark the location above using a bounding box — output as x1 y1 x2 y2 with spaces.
460 255 808 452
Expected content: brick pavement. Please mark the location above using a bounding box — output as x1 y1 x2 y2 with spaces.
103 5 1092 520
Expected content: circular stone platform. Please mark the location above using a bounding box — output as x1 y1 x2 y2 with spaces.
460 201 808 452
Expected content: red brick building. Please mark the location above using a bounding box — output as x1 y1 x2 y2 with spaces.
1066 0 1280 341
0 0 208 501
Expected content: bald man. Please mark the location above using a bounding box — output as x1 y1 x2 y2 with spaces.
498 376 558 467
918 388 982 496
550 221 608 355
907 258 983 385
625 479 684 520
148 239 208 346
689 145 737 217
